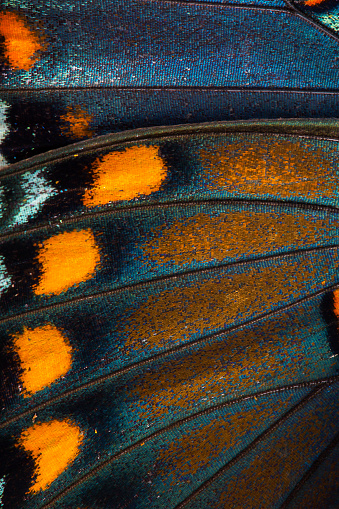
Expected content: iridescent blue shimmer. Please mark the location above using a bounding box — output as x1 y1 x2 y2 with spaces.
0 0 339 505
0 122 338 509
1 1 339 89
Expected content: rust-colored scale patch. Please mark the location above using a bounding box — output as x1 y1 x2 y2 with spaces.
143 211 331 266
0 12 44 70
124 255 326 351
83 145 167 207
200 137 337 200
217 392 337 508
333 289 339 319
60 106 93 140
34 229 101 295
131 314 316 416
304 0 326 5
13 324 72 396
157 394 297 483
18 419 83 493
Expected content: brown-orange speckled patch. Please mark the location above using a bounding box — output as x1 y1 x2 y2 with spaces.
60 106 93 140
143 211 332 266
18 419 83 493
157 394 297 484
0 12 44 70
217 389 337 508
34 229 100 295
200 136 337 200
124 253 330 351
13 325 72 396
83 145 167 207
131 311 323 416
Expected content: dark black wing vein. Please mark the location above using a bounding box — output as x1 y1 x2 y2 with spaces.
279 429 339 509
173 385 328 509
1 244 338 327
284 0 339 43
37 385 327 509
1 197 339 244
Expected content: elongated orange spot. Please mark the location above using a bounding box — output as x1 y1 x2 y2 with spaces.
333 289 339 318
304 0 326 5
0 12 43 70
18 419 83 492
83 145 167 207
60 106 93 139
34 229 100 295
13 325 72 396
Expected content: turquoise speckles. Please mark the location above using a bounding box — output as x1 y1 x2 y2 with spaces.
0 477 5 507
9 169 57 228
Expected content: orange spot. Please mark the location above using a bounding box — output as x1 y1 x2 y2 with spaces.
0 12 44 71
13 324 72 396
333 289 339 319
304 0 326 5
60 106 93 140
83 145 167 207
34 229 100 295
18 419 83 492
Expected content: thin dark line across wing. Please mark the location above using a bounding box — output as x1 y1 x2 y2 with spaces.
279 430 339 509
3 121 339 178
1 272 338 431
3 86 339 93
121 0 290 11
0 244 338 326
285 0 339 43
173 385 329 509
1 197 338 244
38 385 327 509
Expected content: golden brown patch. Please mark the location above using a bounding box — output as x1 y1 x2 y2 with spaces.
60 106 93 140
83 145 167 207
13 324 72 396
125 253 330 351
18 419 83 493
143 211 332 266
158 394 296 483
200 137 336 201
217 390 337 508
0 12 44 70
131 312 319 416
34 229 100 295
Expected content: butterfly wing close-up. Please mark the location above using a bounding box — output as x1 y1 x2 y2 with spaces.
0 1 339 508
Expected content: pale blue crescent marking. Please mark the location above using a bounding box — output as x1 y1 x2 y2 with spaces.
0 476 5 507
0 100 10 169
9 168 57 228
318 7 339 33
0 255 11 295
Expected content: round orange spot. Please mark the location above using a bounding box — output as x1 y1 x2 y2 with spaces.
13 324 72 396
0 11 44 71
83 145 167 207
60 106 93 139
18 419 83 492
34 229 101 295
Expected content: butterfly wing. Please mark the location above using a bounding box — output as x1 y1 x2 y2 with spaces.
2 0 339 162
0 120 338 508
